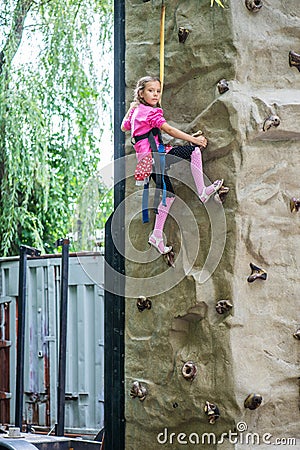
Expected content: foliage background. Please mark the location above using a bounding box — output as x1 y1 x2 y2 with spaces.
0 0 113 256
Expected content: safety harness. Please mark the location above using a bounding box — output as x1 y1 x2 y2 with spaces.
131 127 167 223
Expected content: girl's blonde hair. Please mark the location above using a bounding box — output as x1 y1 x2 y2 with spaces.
133 76 161 107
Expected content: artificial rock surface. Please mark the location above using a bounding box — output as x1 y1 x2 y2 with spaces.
124 1 300 449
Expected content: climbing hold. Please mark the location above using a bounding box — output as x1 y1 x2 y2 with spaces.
245 0 263 12
247 262 267 283
214 183 230 204
182 361 197 381
137 296 152 312
192 129 203 138
204 401 220 424
244 393 263 410
289 51 300 72
130 381 147 401
290 197 300 213
262 115 280 132
293 329 300 340
178 27 190 44
164 249 175 268
216 300 233 314
217 79 229 94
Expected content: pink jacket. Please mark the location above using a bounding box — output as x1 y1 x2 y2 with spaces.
122 104 166 162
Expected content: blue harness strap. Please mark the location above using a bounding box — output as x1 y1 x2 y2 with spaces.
142 182 150 223
158 143 167 207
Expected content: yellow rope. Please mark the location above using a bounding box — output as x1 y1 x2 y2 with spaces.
159 2 166 99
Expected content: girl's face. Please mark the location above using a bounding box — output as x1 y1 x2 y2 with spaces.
140 81 161 106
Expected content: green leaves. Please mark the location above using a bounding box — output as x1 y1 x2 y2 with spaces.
0 0 113 256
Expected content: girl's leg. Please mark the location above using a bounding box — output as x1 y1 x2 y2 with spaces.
190 147 223 202
148 196 175 254
190 146 205 194
167 145 223 203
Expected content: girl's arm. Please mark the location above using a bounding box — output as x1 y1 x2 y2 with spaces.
161 122 207 148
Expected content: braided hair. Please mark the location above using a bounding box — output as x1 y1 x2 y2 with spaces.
133 76 161 107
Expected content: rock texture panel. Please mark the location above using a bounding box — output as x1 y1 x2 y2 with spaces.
124 1 300 449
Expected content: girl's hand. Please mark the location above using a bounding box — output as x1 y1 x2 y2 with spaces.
193 135 208 148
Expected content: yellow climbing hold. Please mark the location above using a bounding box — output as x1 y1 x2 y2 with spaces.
210 0 225 7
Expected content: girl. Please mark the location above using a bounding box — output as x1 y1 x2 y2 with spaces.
121 76 223 255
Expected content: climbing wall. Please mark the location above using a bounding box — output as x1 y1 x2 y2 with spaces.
124 1 300 448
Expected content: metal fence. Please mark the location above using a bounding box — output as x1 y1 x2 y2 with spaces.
0 252 104 436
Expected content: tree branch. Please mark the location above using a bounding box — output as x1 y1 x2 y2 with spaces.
0 0 35 73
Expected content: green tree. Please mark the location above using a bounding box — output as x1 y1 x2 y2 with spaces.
0 0 113 256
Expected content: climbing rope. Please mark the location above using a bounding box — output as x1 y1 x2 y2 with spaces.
160 1 165 98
